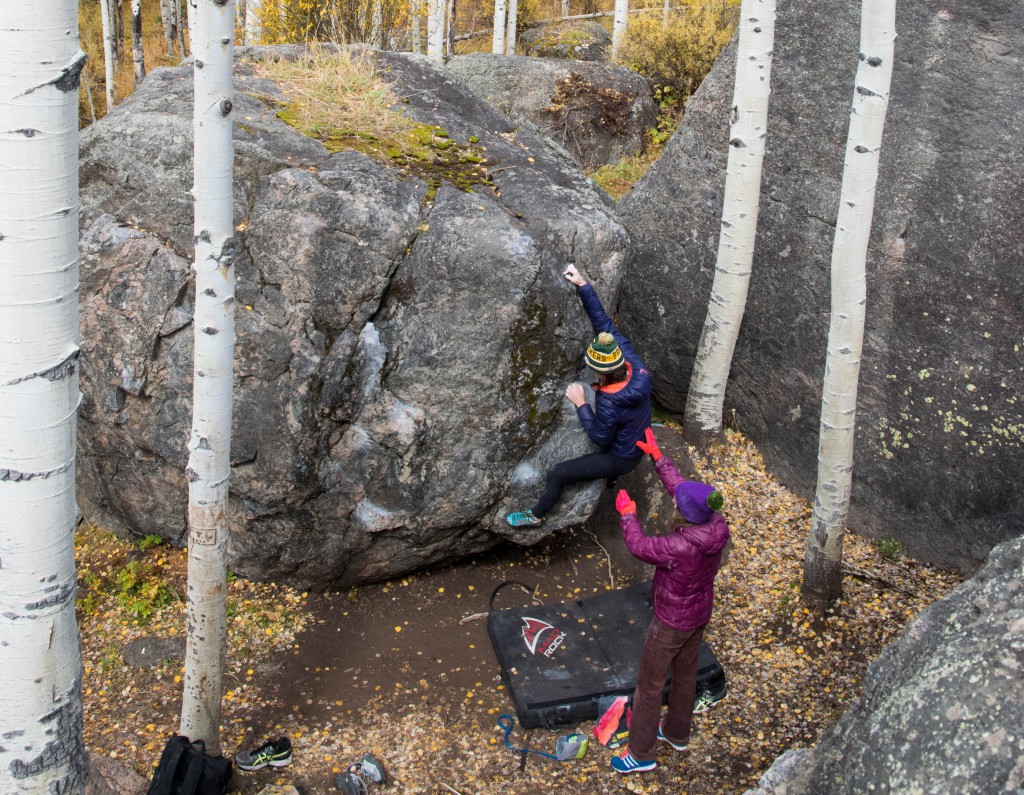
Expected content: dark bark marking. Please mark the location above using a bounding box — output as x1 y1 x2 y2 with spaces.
16 129 38 137
41 350 79 382
201 326 219 335
53 52 88 92
186 467 199 482
219 99 233 116
8 685 86 789
856 85 881 98
25 581 75 611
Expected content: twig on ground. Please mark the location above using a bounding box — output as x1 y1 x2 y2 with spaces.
842 566 918 596
585 529 615 591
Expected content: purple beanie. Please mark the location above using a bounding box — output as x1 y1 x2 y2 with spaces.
675 481 719 524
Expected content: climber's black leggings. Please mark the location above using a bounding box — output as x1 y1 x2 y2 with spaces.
531 451 643 518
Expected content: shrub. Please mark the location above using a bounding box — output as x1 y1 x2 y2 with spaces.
618 1 739 102
875 537 906 563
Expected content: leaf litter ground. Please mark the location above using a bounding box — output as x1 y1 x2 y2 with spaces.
79 431 961 794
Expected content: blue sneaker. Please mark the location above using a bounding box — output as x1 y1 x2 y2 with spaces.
658 723 688 751
505 510 543 528
610 749 656 774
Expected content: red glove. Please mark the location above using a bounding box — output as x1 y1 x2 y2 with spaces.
615 489 636 516
635 428 662 461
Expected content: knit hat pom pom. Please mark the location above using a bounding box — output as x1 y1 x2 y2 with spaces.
596 332 615 346
706 490 724 512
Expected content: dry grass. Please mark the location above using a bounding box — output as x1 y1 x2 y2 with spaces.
588 140 665 201
254 45 415 144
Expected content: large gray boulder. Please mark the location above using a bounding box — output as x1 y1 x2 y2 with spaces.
447 53 658 170
743 533 1024 795
77 47 628 589
519 20 612 62
618 0 1024 571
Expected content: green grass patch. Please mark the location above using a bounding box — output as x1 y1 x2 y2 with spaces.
258 45 493 199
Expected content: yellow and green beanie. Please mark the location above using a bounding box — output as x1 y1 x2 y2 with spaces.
585 332 624 373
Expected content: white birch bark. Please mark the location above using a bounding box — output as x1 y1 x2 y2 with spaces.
611 0 628 60
0 4 88 792
492 0 506 54
100 0 116 110
445 0 456 58
131 0 146 85
427 0 445 61
161 0 176 54
803 0 895 609
411 0 422 53
245 0 263 44
179 0 236 754
178 0 188 56
371 0 384 48
683 0 776 445
662 0 669 26
186 0 197 49
504 0 517 55
562 0 570 19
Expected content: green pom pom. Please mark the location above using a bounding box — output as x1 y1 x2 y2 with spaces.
706 490 724 512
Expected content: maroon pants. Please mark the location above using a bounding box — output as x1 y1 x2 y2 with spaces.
628 616 706 762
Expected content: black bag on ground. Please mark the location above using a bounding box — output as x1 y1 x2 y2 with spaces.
147 734 232 795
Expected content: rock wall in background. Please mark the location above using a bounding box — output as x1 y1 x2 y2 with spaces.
619 0 1024 571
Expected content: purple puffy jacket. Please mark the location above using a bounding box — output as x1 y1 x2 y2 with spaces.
620 455 730 632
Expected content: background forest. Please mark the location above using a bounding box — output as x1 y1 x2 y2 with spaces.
77 0 738 197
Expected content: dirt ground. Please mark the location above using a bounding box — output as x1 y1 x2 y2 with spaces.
79 431 962 795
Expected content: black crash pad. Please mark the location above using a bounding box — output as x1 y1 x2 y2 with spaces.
487 580 725 729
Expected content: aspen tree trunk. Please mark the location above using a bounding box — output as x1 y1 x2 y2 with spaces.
411 0 422 53
179 1 188 56
803 0 895 610
662 0 669 25
371 0 384 47
0 4 88 793
562 0 569 18
427 0 445 61
504 0 517 54
683 0 776 447
131 0 146 85
611 0 628 60
246 0 262 43
186 0 197 49
114 0 125 66
492 0 506 53
445 0 456 58
179 0 236 754
161 0 176 54
100 0 116 109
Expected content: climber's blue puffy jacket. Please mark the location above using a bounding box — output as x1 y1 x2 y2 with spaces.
575 283 653 459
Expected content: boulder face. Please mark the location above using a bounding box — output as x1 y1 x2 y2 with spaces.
744 534 1024 795
77 47 628 590
618 0 1024 571
519 20 612 62
447 53 658 170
